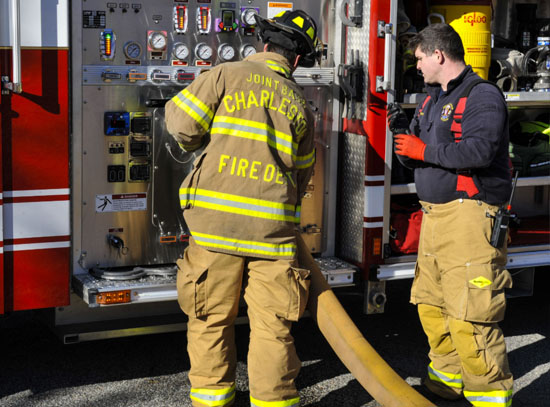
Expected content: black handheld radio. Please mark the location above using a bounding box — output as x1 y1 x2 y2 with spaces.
488 172 518 249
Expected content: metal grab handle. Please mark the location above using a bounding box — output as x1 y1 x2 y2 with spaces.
2 0 22 93
339 0 363 28
293 73 322 80
376 22 393 92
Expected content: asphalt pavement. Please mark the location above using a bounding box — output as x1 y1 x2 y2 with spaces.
1 273 549 407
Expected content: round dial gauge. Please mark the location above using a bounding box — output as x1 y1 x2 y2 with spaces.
173 43 190 60
241 8 258 26
195 43 213 60
148 31 167 50
240 44 257 59
124 41 142 59
218 43 235 62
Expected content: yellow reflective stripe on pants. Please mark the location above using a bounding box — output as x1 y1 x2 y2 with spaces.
172 89 214 131
265 60 290 78
296 148 315 169
180 188 300 223
212 116 297 159
190 384 236 406
428 362 464 389
191 230 296 257
250 396 299 407
464 389 513 407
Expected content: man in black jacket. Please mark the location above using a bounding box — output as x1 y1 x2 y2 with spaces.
388 24 514 407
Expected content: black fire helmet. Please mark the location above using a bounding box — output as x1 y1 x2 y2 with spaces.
254 10 322 68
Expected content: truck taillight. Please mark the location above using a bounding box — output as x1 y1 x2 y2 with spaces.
372 237 382 256
96 290 131 305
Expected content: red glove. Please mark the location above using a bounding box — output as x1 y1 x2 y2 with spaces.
394 134 426 161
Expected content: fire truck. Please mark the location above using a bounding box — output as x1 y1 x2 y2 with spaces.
1 0 549 343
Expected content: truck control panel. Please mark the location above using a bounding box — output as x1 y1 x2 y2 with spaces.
74 1 330 270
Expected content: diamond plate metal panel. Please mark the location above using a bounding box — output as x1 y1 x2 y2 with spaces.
338 133 365 263
345 0 371 121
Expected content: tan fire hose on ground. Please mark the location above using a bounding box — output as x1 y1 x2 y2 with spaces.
296 234 437 407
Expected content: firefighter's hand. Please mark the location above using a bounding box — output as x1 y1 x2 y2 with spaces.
387 103 410 134
394 134 426 161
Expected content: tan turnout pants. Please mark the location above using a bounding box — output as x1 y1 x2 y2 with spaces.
177 237 310 407
411 199 514 406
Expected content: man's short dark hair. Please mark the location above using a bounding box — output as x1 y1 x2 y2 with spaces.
409 23 465 62
265 42 298 63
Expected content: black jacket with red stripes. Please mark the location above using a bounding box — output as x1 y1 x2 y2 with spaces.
399 66 512 205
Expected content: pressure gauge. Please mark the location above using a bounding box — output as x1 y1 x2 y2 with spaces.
241 8 258 26
240 44 257 59
195 43 213 60
173 43 190 60
123 41 142 60
218 43 235 62
148 31 167 50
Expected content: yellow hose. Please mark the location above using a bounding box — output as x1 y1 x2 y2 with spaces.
297 234 436 407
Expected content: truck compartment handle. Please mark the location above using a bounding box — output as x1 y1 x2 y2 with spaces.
376 21 393 92
2 0 22 93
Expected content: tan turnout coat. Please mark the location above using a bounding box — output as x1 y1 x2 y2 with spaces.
165 52 315 259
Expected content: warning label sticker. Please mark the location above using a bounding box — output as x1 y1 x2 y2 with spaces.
95 193 147 213
267 2 293 18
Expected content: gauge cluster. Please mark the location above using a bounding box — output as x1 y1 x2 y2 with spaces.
84 0 265 81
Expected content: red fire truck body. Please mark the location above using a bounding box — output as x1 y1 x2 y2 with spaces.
1 0 70 314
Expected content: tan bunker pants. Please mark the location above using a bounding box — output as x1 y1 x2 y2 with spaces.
411 199 514 407
177 238 310 407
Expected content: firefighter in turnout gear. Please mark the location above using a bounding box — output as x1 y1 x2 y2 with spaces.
388 24 514 406
165 10 321 407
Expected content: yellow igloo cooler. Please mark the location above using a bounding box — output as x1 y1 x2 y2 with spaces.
429 0 492 79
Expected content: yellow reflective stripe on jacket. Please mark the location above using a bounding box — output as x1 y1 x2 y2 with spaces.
180 188 300 223
296 148 315 169
250 395 300 407
191 231 296 257
212 116 297 159
266 60 290 78
172 89 214 131
190 385 236 406
427 362 463 389
464 389 513 407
